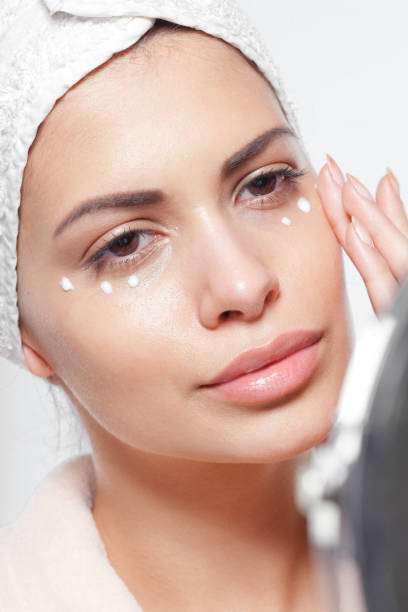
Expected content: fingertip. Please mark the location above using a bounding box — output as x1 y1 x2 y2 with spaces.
326 154 345 187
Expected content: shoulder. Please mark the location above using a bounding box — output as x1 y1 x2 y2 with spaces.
0 518 24 610
0 454 96 611
0 453 143 611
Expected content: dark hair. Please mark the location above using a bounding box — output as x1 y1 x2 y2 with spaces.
136 17 265 77
129 18 289 125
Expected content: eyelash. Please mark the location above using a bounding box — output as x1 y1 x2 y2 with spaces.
85 165 307 274
237 165 306 208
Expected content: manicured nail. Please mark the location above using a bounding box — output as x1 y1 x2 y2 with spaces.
346 173 373 201
326 154 345 187
386 166 400 195
351 216 374 247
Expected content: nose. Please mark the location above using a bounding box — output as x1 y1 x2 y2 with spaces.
194 217 281 328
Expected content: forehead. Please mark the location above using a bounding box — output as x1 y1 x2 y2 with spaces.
23 29 287 205
31 29 281 151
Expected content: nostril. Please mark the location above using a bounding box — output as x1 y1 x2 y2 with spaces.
265 291 273 306
266 286 280 304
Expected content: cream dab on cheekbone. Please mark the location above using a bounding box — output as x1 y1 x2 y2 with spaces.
60 276 74 291
296 197 312 213
127 274 139 288
100 281 113 294
281 216 292 226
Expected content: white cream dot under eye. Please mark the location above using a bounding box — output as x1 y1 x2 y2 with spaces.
100 281 113 294
296 197 312 213
60 276 74 291
281 216 292 226
127 274 139 288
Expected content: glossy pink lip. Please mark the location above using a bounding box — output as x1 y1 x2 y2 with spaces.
201 339 323 405
201 329 324 386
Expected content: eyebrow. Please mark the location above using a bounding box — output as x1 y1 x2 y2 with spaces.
53 125 297 238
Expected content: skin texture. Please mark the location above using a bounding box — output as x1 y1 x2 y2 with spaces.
17 29 356 610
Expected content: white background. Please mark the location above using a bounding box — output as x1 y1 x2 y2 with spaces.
1 0 407 526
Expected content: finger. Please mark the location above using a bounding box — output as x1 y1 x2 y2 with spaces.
342 174 408 283
345 222 400 316
317 156 349 244
375 171 408 238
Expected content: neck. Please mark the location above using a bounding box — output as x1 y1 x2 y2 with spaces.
91 443 321 610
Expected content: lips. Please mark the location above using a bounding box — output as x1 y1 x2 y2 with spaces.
202 329 324 387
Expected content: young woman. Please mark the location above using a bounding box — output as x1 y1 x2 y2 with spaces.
1 2 407 610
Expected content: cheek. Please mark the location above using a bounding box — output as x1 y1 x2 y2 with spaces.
41 275 186 416
282 195 345 299
53 277 205 453
311 215 346 303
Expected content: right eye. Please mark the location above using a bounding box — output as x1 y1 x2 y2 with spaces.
85 227 163 273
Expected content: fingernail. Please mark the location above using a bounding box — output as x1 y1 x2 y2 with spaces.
386 166 400 195
352 216 374 247
326 154 345 187
346 173 373 201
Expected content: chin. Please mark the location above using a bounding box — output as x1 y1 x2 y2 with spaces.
250 399 339 464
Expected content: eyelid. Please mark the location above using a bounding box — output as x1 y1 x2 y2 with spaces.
232 164 295 200
83 228 167 274
80 222 147 263
81 224 133 268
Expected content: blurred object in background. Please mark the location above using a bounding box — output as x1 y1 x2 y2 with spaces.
296 275 408 611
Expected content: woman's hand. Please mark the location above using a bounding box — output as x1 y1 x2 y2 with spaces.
317 155 408 317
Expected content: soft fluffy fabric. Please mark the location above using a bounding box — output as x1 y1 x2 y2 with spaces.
0 453 144 611
0 0 303 368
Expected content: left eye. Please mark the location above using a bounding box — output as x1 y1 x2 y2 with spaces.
238 171 282 200
236 166 306 207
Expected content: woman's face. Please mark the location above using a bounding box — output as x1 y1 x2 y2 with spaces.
18 29 353 463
